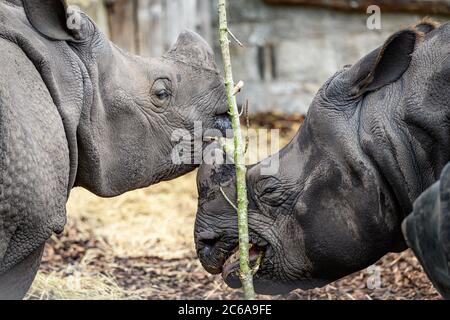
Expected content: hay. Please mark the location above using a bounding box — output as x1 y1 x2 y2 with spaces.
26 271 134 300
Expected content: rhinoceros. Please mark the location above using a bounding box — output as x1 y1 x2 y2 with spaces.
194 20 450 298
0 0 229 299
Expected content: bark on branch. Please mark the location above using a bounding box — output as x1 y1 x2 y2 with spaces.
218 0 256 300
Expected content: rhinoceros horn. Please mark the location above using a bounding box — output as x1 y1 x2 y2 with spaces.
164 30 218 72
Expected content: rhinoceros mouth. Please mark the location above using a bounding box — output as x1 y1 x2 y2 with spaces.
221 242 268 288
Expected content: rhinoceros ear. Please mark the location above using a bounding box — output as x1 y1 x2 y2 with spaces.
414 18 440 34
352 29 419 96
23 0 76 41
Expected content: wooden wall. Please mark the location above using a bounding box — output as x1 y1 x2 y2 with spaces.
264 0 450 15
71 0 213 57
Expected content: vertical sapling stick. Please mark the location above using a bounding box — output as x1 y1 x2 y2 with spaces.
218 0 256 300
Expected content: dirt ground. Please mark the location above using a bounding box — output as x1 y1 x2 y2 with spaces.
26 113 441 300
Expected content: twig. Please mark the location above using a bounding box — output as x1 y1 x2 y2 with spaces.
346 293 356 300
244 100 250 155
220 187 238 212
228 29 244 47
238 98 247 117
237 100 250 153
233 81 245 96
251 251 265 275
218 0 255 300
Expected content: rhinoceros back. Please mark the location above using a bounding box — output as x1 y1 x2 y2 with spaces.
0 37 69 273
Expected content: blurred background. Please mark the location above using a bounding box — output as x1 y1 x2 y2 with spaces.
70 0 449 114
28 0 449 300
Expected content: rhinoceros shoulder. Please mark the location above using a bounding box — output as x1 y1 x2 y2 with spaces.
0 37 69 274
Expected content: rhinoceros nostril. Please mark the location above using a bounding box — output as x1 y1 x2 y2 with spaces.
197 231 220 255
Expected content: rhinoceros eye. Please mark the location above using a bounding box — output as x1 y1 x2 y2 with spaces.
151 78 172 108
255 176 297 211
155 89 171 100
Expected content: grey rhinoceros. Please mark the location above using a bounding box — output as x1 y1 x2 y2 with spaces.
0 0 229 299
195 19 450 298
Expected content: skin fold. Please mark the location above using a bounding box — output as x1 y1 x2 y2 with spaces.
0 0 229 299
195 20 450 295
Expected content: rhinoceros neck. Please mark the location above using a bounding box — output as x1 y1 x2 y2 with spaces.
399 106 450 197
357 92 450 219
28 44 86 194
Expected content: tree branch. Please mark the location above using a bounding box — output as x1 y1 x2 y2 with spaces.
218 0 256 300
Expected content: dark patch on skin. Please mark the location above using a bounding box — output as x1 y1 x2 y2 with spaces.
177 74 182 83
198 181 216 204
198 182 210 200
210 164 235 186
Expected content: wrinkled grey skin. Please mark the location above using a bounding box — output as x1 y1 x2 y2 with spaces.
0 0 228 299
195 21 450 295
